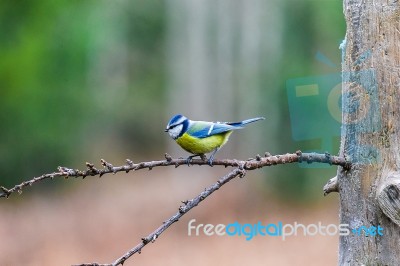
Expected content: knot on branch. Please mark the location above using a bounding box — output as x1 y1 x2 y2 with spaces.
296 150 302 163
324 152 332 165
57 166 77 178
126 159 134 166
85 162 99 177
0 186 11 198
377 172 400 227
101 159 115 173
164 153 172 162
237 167 247 178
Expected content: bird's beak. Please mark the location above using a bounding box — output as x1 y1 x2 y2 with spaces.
164 128 169 132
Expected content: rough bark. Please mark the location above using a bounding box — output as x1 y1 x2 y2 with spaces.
339 0 400 265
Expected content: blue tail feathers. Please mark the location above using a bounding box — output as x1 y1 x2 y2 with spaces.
227 117 265 127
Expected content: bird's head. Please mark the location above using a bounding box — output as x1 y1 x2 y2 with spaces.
165 114 189 139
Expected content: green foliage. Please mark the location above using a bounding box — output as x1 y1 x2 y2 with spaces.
0 1 88 186
0 0 166 186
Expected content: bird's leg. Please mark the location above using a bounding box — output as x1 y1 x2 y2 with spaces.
207 147 220 166
185 154 203 166
199 154 207 161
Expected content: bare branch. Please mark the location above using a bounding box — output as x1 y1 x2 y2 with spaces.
1 151 351 265
72 168 245 266
73 151 349 266
0 151 350 199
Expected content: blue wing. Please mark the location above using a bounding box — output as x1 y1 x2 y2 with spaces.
187 117 264 139
188 121 242 139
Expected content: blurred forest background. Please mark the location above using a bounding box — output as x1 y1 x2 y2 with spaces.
0 0 345 265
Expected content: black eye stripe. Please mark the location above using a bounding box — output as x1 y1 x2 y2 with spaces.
170 123 182 129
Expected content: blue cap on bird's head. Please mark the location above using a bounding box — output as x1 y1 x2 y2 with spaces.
165 114 189 139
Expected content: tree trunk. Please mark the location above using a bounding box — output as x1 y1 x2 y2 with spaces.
339 0 400 264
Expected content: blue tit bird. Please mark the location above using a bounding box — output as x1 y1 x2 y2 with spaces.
165 114 265 165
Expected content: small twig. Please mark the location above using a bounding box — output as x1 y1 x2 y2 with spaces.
323 175 339 196
0 151 350 199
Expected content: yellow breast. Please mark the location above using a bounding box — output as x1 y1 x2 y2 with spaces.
176 131 233 154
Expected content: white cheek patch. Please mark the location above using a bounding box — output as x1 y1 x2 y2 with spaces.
168 124 183 139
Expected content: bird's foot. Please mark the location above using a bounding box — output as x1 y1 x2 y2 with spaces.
207 148 220 167
185 155 199 166
185 156 194 166
207 155 215 167
185 154 207 166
